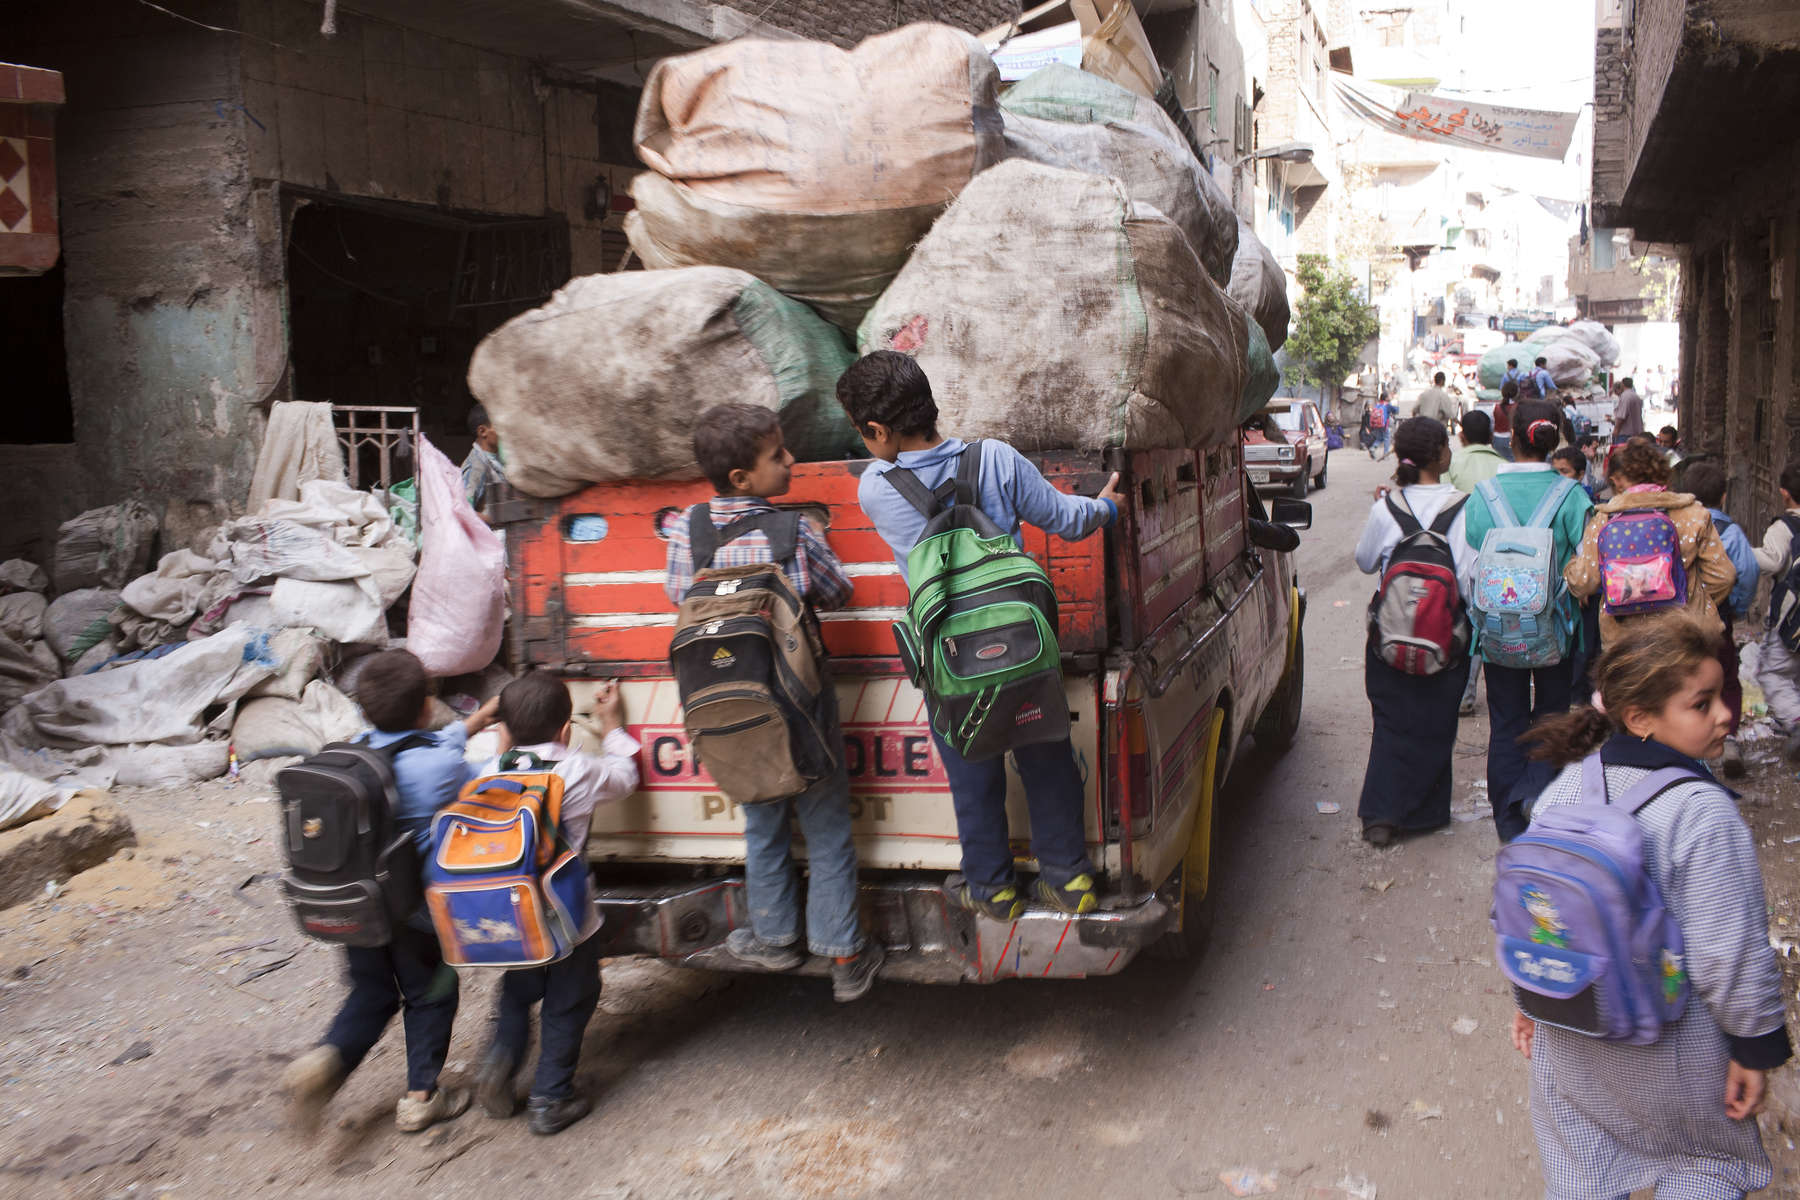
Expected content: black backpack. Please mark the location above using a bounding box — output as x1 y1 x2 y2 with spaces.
277 735 432 947
668 507 836 803
1772 515 1800 654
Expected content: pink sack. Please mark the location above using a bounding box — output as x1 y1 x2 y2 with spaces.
408 436 506 676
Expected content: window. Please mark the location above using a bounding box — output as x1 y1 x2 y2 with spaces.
1593 227 1617 271
1208 64 1220 130
0 261 73 444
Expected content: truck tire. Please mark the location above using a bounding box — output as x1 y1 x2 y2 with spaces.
1149 707 1226 962
1289 465 1310 499
1255 627 1304 753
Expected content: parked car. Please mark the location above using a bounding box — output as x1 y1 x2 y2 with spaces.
1244 398 1329 498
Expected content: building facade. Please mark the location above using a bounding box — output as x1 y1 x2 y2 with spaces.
1592 0 1800 538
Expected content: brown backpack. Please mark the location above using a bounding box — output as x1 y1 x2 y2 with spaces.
669 506 836 803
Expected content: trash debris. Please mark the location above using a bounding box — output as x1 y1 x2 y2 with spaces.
55 501 158 593
1219 1167 1279 1196
1334 1175 1378 1200
1316 799 1341 814
1450 1016 1480 1036
109 1040 153 1066
1405 1099 1443 1121
1367 879 1395 893
408 437 507 675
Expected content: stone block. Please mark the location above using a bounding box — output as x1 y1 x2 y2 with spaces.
243 76 282 180
274 84 326 188
362 19 406 110
402 110 449 205
0 792 135 912
321 94 369 193
476 50 512 130
441 40 481 125
442 118 483 210
364 102 408 198
404 28 451 120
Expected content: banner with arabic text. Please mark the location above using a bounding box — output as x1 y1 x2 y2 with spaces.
1335 79 1578 161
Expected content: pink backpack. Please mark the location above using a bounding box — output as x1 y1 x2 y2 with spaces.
1596 508 1687 617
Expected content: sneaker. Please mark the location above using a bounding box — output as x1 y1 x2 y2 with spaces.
1034 873 1099 914
474 1048 519 1119
724 927 805 971
395 1086 471 1133
830 942 885 1003
1721 737 1746 779
527 1094 592 1136
280 1045 345 1135
944 874 1024 920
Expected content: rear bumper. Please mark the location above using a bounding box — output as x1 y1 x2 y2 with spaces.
1245 459 1305 484
589 877 1171 983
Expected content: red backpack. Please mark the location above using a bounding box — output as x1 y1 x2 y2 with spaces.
1369 493 1470 675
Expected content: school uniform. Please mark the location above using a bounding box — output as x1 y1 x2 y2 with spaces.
1353 483 1478 833
1709 508 1759 735
476 734 639 1102
1526 736 1790 1200
1460 463 1594 840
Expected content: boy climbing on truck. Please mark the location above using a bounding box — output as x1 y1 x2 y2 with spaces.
836 350 1124 918
662 403 883 1002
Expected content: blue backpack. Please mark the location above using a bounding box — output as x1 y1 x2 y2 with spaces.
1470 477 1577 669
1493 754 1698 1045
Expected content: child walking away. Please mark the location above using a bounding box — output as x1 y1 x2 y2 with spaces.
1754 463 1800 763
837 351 1123 917
1353 417 1478 846
1685 460 1757 777
1461 402 1593 840
1507 615 1790 1199
1564 438 1736 647
468 671 640 1135
662 403 882 1001
280 650 499 1134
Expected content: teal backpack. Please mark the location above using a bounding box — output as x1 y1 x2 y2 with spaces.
1470 476 1578 669
885 442 1070 761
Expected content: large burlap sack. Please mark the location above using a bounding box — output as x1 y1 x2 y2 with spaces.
409 437 506 677
999 65 1236 286
1540 339 1600 388
1477 345 1512 390
859 161 1247 453
627 23 1003 329
1240 308 1281 421
1561 319 1621 367
1227 220 1290 352
54 501 158 593
468 269 860 494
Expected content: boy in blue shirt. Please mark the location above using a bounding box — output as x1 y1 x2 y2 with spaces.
835 351 1123 918
281 650 498 1135
1686 460 1757 776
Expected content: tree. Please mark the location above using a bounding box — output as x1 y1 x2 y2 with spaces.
1283 254 1381 410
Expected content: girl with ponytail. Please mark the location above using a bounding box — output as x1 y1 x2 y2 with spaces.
1350 417 1477 845
1459 398 1595 839
1512 613 1791 1199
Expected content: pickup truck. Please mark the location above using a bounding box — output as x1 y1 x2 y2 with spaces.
498 443 1307 983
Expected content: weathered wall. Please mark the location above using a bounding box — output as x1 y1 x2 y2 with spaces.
3 0 262 560
1590 24 1626 222
730 0 1018 46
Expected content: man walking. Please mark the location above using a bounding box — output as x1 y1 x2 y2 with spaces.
1414 371 1460 433
1611 376 1644 443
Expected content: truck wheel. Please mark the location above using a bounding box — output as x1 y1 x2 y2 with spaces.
1149 708 1226 962
1289 467 1310 499
1315 454 1328 490
1255 628 1305 753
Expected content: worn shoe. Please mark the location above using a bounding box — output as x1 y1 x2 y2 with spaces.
1363 822 1396 848
395 1086 471 1133
1721 737 1746 779
944 874 1024 920
280 1045 346 1135
474 1048 519 1119
724 927 806 971
830 942 886 1003
1034 873 1099 915
527 1094 592 1136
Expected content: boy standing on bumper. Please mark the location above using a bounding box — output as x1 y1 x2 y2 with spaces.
472 671 640 1135
662 403 883 1002
281 650 499 1134
836 351 1123 918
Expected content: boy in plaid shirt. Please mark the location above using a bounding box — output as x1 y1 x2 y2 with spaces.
662 404 881 1001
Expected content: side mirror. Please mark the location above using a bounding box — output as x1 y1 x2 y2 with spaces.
1270 497 1313 529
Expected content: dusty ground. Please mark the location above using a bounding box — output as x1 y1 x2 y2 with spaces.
4 447 1799 1199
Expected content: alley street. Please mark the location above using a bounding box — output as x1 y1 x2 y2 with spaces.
1 446 1613 1199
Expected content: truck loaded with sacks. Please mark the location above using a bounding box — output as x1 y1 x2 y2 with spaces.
466 24 1304 981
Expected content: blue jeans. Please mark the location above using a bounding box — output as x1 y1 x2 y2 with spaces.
491 931 602 1101
934 729 1094 900
1485 658 1575 841
325 924 459 1093
740 687 864 956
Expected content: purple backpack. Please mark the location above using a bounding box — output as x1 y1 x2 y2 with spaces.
1596 508 1687 617
1492 754 1697 1045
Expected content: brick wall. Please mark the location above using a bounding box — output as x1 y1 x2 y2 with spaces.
728 0 1020 46
1590 25 1626 223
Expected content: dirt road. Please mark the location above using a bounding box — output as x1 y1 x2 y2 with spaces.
4 447 1796 1199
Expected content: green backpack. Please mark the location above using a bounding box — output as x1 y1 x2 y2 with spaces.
886 442 1071 761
